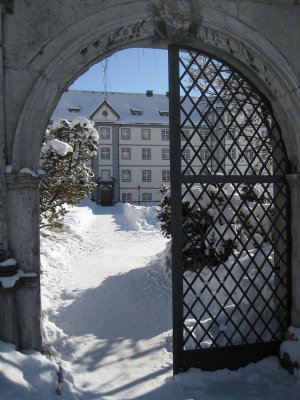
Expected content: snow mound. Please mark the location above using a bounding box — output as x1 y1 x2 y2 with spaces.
114 202 160 232
280 326 300 378
0 340 59 399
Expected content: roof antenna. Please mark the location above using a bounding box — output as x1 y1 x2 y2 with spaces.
102 58 110 102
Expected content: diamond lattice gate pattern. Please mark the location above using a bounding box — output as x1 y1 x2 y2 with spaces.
168 46 291 373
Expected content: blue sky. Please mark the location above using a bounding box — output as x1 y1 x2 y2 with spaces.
69 48 168 94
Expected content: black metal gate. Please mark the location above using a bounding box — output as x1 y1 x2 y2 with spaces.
168 46 291 373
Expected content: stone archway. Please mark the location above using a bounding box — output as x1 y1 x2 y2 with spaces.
1 0 300 353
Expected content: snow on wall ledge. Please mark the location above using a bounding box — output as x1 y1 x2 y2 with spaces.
280 326 300 378
0 270 37 288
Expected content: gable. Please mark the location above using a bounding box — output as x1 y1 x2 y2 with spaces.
90 101 120 122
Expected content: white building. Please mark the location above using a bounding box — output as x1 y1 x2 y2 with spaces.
51 90 268 205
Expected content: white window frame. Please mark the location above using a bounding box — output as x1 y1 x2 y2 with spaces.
131 109 142 116
200 130 209 140
200 148 209 161
121 147 131 160
142 148 151 160
122 193 132 202
182 147 191 160
101 147 110 159
99 126 110 140
161 129 169 141
162 148 170 160
162 169 170 182
141 128 151 140
142 169 152 182
122 169 131 182
121 127 131 140
159 111 169 117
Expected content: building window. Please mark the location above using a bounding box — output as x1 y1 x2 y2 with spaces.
121 147 131 160
101 170 110 180
229 147 237 160
181 129 190 141
122 193 131 203
142 170 151 182
99 126 110 140
162 148 170 160
182 147 190 160
200 148 209 161
162 129 169 141
142 128 151 140
122 170 131 182
159 111 169 117
121 127 131 140
143 192 152 201
68 106 80 113
130 108 142 116
142 148 151 160
200 131 209 140
101 147 110 159
162 169 170 182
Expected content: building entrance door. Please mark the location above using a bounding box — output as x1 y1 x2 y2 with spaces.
100 185 113 206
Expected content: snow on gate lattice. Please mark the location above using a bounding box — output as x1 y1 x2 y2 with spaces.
168 46 291 373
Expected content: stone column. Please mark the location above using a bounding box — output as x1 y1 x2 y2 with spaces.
2 173 42 350
286 174 300 327
0 4 8 260
112 124 120 203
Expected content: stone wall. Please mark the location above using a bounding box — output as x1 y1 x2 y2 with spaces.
0 0 300 350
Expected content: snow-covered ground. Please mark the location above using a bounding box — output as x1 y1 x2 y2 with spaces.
0 200 299 399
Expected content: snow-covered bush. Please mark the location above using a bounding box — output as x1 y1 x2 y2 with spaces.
157 182 272 271
39 118 98 228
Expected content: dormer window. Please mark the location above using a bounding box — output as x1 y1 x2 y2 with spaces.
130 108 143 116
159 111 169 117
68 106 80 112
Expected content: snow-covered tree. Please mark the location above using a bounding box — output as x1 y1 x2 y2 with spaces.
39 118 99 228
157 182 271 271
